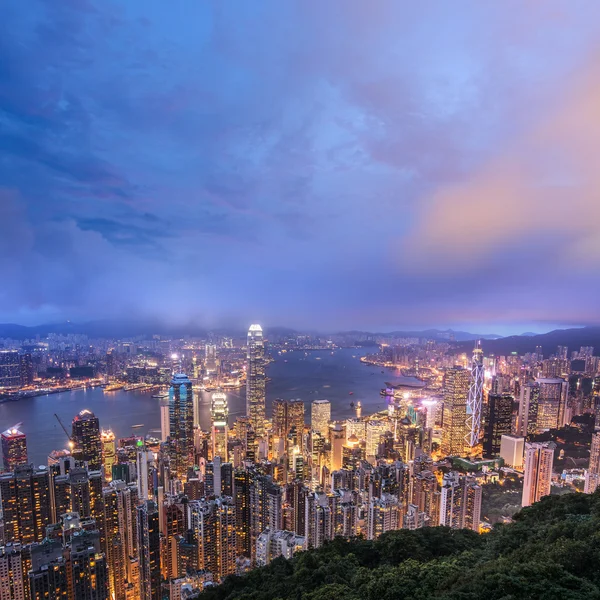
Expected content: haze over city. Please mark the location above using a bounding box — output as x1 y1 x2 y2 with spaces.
2 1 600 334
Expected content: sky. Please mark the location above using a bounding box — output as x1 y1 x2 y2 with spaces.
1 1 600 335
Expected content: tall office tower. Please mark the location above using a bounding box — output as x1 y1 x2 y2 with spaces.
105 350 115 378
365 421 388 461
441 367 470 457
522 441 555 507
137 501 161 600
0 464 52 544
192 497 237 581
483 394 514 458
246 324 266 438
518 381 540 436
136 446 151 501
500 435 525 470
311 400 331 438
0 542 27 600
367 493 401 540
536 378 569 431
233 470 252 556
0 351 20 388
210 392 229 461
1 426 27 472
273 399 305 442
255 528 305 567
72 409 102 470
29 538 68 599
100 429 116 482
584 431 600 493
103 480 139 600
466 341 484 450
160 396 170 443
67 528 108 600
439 472 482 532
168 373 195 480
19 353 34 387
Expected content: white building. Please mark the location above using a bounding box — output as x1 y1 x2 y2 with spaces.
255 528 305 567
500 435 525 470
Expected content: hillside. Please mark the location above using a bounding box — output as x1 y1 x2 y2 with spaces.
202 492 600 600
455 325 600 357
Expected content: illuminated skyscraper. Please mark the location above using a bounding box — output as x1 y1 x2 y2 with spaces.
19 353 34 386
160 396 170 442
439 472 481 532
1 425 27 472
168 373 195 480
137 501 161 600
311 400 331 438
367 494 401 540
536 378 569 431
0 543 28 600
211 392 229 461
100 429 116 482
518 381 540 436
482 394 513 458
246 324 266 438
72 410 102 471
0 350 20 388
466 341 484 450
273 399 305 447
522 441 555 507
441 367 470 457
67 528 108 600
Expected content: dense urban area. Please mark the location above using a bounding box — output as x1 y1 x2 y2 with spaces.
0 325 599 599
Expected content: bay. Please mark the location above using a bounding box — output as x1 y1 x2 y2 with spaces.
0 348 410 465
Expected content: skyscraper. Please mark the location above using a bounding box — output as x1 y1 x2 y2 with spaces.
100 429 116 482
137 501 161 600
536 378 569 431
311 400 331 438
518 381 540 436
466 341 484 450
482 394 513 458
522 441 555 507
273 399 305 442
168 373 195 480
160 395 170 442
19 353 34 387
500 435 525 470
246 325 266 438
72 410 102 471
1 425 27 472
439 472 482 532
0 350 20 389
441 367 470 457
211 392 229 461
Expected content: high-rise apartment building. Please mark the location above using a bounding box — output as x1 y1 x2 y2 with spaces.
585 431 600 494
168 373 195 480
137 501 161 600
72 409 102 471
246 325 266 438
19 354 34 387
367 493 401 540
1 426 27 472
0 464 52 544
483 394 513 458
103 480 139 600
439 472 482 532
0 542 27 600
441 367 470 457
522 441 555 507
211 392 229 461
0 351 20 389
273 399 305 442
311 400 331 438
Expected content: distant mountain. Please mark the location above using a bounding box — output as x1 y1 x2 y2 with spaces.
455 326 599 357
338 329 502 342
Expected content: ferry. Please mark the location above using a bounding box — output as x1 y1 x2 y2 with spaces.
152 392 168 399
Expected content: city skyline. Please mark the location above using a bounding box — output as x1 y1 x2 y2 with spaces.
2 2 600 333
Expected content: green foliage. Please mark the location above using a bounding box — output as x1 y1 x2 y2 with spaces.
201 491 600 600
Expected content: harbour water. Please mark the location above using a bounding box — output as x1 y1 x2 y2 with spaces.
0 348 410 465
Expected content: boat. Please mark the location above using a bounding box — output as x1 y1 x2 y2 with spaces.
349 391 354 395
350 401 355 408
152 392 168 399
131 424 144 429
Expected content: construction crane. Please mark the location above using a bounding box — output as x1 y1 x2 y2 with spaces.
54 413 75 450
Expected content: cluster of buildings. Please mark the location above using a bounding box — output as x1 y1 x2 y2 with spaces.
1 327 600 598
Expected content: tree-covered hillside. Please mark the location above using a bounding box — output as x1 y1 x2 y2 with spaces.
202 492 600 600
